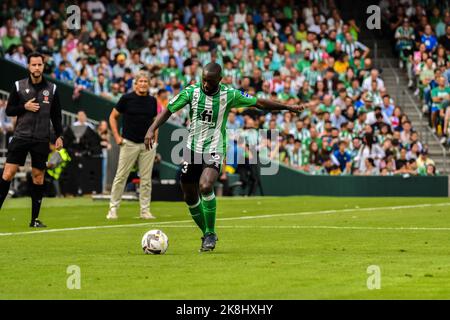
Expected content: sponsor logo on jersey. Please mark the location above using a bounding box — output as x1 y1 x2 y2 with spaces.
169 93 180 104
240 90 253 98
199 120 216 127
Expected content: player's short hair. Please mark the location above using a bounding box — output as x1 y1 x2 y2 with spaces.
203 62 222 76
27 51 44 64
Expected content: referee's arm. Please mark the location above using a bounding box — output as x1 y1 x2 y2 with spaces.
5 84 27 116
50 88 63 138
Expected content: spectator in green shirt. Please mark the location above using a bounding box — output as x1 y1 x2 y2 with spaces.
1 26 21 52
431 75 450 132
318 94 336 114
296 49 312 72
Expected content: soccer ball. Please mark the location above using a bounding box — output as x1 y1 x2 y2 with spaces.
141 230 169 254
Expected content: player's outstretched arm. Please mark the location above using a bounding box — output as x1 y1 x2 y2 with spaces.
255 98 308 113
145 108 172 150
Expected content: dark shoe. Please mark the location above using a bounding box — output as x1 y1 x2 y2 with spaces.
199 236 205 251
30 220 47 228
200 232 218 252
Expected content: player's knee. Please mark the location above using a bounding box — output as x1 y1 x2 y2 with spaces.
32 177 44 185
199 182 213 195
2 170 15 181
32 173 44 185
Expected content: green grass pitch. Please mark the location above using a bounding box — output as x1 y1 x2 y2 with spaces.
0 196 450 299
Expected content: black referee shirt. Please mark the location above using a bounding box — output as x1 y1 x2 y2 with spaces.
115 92 158 143
6 76 63 141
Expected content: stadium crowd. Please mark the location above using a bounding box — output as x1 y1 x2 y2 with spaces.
383 0 450 148
0 0 440 177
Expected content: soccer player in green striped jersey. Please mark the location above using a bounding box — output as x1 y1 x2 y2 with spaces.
145 63 306 252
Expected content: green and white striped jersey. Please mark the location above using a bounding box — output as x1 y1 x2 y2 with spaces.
167 83 258 154
223 68 242 87
395 26 415 48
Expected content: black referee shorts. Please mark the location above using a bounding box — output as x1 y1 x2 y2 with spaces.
6 137 49 170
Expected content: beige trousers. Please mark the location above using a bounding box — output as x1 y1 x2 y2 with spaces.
110 139 157 213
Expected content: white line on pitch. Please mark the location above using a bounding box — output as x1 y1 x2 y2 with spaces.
0 202 449 237
146 225 450 231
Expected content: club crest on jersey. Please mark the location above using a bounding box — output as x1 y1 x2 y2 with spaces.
43 90 50 97
193 92 199 100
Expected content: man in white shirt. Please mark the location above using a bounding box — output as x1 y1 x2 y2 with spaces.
330 107 347 129
308 15 322 34
10 45 27 67
234 2 247 26
362 69 385 92
72 110 96 130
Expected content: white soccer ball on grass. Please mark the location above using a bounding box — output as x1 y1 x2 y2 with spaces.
141 230 169 254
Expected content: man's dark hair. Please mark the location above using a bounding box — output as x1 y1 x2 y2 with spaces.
367 157 375 166
115 30 125 38
223 56 232 64
157 88 167 95
27 51 44 64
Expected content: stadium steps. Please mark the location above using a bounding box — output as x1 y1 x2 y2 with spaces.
385 69 449 174
372 39 450 175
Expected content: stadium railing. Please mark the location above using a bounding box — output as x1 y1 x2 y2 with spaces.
382 55 448 173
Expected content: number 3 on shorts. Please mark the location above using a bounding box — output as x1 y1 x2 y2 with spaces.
181 161 189 174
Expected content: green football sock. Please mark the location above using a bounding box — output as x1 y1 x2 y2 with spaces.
201 191 216 235
188 198 206 235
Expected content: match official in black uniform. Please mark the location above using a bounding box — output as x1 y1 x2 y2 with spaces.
0 52 64 227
